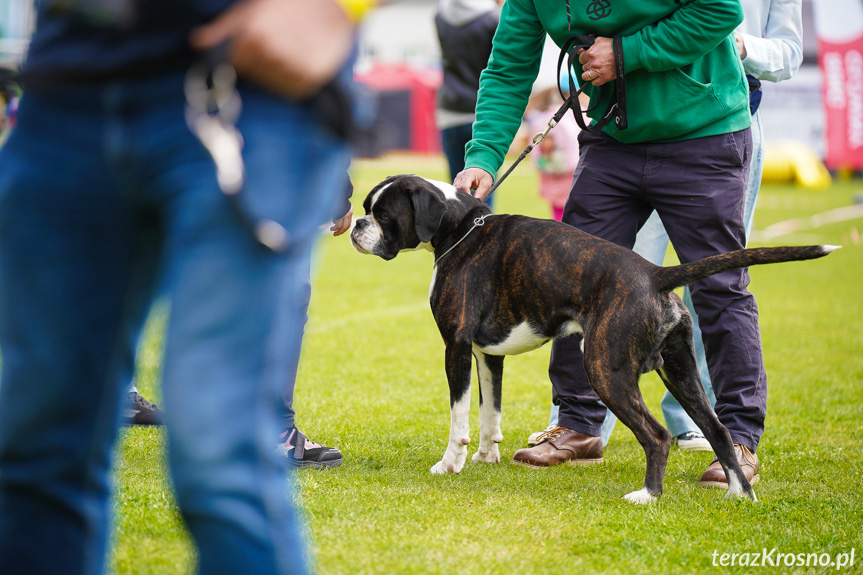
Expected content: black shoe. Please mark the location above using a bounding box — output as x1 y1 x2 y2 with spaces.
279 428 342 469
125 391 165 426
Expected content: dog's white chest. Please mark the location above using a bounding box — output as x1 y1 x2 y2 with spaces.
476 322 550 356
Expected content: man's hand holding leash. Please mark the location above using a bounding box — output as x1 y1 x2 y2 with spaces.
578 36 616 87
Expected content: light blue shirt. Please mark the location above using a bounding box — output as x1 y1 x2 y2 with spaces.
737 0 804 83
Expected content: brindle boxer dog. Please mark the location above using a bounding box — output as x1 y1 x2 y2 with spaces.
350 174 837 504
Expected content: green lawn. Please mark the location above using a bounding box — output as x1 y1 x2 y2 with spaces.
114 153 863 574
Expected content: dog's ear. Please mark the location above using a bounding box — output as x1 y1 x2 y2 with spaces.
410 188 446 243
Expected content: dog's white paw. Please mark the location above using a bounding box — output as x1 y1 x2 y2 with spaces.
724 484 758 502
471 445 501 464
430 460 453 474
623 488 657 505
430 446 467 474
726 472 744 498
430 459 465 474
723 471 758 502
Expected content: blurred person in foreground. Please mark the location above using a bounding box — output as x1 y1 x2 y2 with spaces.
0 0 374 573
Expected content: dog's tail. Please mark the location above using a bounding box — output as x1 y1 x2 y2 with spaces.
653 244 840 292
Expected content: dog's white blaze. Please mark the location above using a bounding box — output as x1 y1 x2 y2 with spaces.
425 178 461 201
623 488 657 505
368 181 394 209
478 321 549 356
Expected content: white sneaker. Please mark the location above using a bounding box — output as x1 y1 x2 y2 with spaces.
673 431 712 452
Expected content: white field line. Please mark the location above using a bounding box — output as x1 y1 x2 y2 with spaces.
751 203 863 242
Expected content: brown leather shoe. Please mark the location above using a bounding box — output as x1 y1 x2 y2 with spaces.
512 426 603 468
699 443 760 488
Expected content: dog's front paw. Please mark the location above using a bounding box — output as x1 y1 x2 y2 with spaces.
430 445 467 475
430 458 464 474
471 444 501 464
623 488 658 505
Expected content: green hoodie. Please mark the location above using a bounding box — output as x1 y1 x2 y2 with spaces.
465 0 752 178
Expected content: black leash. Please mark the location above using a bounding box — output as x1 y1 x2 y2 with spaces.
480 34 627 202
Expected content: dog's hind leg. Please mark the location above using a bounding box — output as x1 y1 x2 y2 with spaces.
431 339 474 474
584 350 670 504
656 316 757 501
471 349 504 464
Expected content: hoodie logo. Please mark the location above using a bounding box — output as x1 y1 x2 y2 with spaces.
586 0 612 20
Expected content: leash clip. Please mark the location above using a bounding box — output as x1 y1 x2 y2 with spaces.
532 117 558 147
474 215 488 226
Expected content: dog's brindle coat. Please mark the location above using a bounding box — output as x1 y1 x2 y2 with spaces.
350 174 836 504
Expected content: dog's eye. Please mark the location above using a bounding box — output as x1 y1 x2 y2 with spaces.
379 214 389 223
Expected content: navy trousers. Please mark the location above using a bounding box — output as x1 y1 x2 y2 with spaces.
551 128 767 452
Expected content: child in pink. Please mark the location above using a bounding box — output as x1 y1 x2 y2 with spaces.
525 87 582 221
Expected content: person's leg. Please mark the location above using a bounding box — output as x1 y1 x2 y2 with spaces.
743 109 764 240
650 130 766 454
141 76 347 574
276 254 342 469
598 210 670 445
0 86 161 575
279 264 311 435
632 211 671 266
554 133 652 437
441 123 471 182
658 111 764 442
441 122 492 209
516 131 652 465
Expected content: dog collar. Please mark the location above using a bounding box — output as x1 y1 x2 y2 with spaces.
434 214 489 267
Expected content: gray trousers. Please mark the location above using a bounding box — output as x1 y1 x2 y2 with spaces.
551 128 767 452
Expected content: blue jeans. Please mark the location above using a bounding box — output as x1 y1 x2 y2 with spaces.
281 260 312 433
0 71 349 575
598 110 764 443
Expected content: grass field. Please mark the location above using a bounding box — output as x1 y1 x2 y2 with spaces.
114 153 863 574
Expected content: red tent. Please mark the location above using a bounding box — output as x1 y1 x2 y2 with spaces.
356 64 442 154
